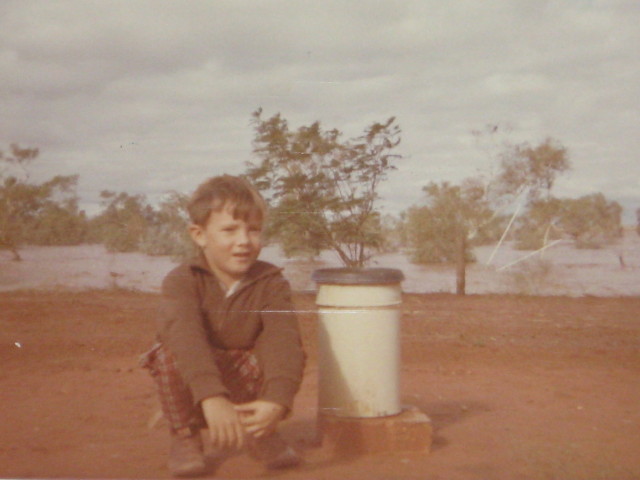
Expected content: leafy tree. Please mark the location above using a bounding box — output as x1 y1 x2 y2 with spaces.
0 144 38 259
495 136 574 251
88 190 196 258
0 144 84 260
497 137 571 201
26 177 88 246
405 181 493 263
139 191 195 259
404 179 499 294
561 193 622 248
245 109 401 267
515 193 622 249
88 191 156 253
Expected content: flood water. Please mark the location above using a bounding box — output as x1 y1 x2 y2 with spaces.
1 231 639 296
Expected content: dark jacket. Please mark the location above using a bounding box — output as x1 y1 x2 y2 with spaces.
157 255 305 410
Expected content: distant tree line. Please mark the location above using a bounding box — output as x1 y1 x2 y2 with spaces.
0 144 193 260
402 136 625 254
1 116 630 289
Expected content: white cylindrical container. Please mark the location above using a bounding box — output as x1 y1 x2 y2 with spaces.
312 268 404 418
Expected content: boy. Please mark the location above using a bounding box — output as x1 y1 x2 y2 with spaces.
141 175 305 477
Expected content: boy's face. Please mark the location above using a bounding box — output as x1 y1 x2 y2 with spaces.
189 203 263 288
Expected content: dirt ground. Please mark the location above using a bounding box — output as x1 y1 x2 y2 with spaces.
1 289 639 480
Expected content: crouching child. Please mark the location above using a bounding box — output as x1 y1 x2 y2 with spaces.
141 175 305 477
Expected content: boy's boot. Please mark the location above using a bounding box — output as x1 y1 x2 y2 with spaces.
248 432 302 470
168 429 207 478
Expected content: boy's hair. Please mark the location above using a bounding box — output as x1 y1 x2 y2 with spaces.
187 175 267 226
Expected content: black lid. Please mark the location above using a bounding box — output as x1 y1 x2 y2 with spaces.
311 268 404 285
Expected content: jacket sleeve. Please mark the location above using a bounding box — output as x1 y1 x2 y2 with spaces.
157 266 229 404
253 273 306 411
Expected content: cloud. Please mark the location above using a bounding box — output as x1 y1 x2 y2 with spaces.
0 0 638 223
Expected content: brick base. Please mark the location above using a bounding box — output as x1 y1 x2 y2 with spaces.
317 405 432 457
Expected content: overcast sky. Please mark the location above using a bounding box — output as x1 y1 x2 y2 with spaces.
1 0 638 222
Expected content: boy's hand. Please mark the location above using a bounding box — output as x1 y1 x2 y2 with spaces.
201 396 245 450
234 400 286 438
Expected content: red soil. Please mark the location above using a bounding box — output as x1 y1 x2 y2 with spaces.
1 290 639 479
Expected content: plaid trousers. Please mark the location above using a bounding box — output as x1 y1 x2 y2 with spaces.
140 342 263 433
